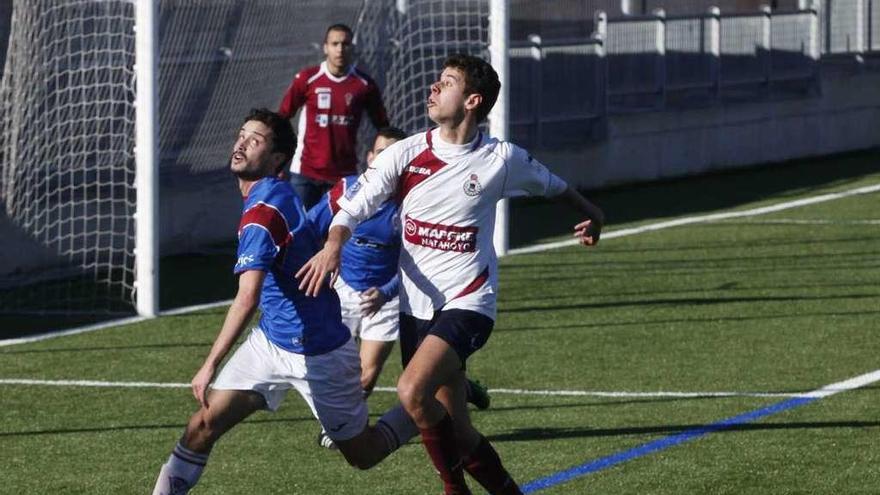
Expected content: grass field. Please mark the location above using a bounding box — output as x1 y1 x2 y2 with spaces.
1 153 879 494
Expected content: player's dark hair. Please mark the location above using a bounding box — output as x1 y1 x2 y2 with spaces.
442 54 500 122
324 23 354 42
243 108 296 172
376 126 407 142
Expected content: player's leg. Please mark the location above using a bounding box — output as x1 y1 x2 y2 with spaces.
151 389 265 495
152 328 288 495
357 294 399 398
438 377 521 495
317 277 366 449
333 403 417 469
398 309 519 495
297 338 418 469
359 338 395 397
398 335 473 494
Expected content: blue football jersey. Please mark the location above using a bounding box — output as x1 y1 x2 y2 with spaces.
235 177 350 355
308 175 400 299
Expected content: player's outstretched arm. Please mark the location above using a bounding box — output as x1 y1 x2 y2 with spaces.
296 225 352 297
192 270 264 408
555 186 605 246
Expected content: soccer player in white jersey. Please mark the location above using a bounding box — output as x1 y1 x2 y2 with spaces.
297 55 604 495
308 127 491 450
150 109 417 495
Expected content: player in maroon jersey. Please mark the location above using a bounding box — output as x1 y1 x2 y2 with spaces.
278 23 389 208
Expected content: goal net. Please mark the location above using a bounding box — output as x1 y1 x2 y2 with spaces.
355 0 490 137
0 0 362 315
0 1 137 315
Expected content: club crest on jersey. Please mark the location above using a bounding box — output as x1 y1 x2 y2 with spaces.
463 174 482 196
345 92 353 106
344 180 362 200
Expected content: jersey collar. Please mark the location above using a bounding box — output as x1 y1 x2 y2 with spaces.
320 61 356 83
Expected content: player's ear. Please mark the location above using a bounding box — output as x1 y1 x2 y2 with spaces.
464 93 483 114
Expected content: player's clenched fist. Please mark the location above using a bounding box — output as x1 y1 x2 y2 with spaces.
574 219 601 246
191 363 215 409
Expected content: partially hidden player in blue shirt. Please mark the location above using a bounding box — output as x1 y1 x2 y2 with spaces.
151 110 417 495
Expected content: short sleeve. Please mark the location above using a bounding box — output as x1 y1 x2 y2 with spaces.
234 226 278 274
501 143 568 199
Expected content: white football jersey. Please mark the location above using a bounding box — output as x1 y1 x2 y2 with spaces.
332 128 567 320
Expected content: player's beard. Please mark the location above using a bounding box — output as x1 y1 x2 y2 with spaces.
230 153 268 181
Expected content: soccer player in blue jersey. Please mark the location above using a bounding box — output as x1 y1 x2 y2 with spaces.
308 127 408 403
150 109 417 495
308 127 491 450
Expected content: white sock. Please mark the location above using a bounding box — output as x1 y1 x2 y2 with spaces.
375 404 418 451
151 443 208 495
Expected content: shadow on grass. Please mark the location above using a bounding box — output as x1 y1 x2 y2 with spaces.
499 279 880 304
488 420 880 443
498 293 878 315
0 413 316 438
496 308 880 332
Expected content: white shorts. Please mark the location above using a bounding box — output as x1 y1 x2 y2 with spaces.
335 277 399 342
212 328 367 441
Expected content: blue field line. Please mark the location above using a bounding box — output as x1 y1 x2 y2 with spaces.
521 396 817 493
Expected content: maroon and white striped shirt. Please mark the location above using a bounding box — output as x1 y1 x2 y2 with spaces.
332 128 567 320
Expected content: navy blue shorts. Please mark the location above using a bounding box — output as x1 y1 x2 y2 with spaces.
399 309 494 369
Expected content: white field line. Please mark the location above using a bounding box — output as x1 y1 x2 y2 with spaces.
0 378 834 399
4 182 879 347
0 299 233 348
720 218 880 225
799 368 880 399
509 182 880 255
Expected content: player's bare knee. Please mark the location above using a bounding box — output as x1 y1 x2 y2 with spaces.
396 377 429 420
182 409 221 450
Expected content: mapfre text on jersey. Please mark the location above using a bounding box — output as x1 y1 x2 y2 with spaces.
404 216 477 252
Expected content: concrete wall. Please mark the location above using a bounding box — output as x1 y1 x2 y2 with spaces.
538 58 880 191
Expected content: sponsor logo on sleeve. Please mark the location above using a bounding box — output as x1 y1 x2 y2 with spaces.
235 254 255 268
404 216 477 252
344 180 362 200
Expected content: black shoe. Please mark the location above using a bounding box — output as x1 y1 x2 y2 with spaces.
466 379 491 410
317 430 337 450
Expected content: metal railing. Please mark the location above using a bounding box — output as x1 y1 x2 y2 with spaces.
508 3 847 145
